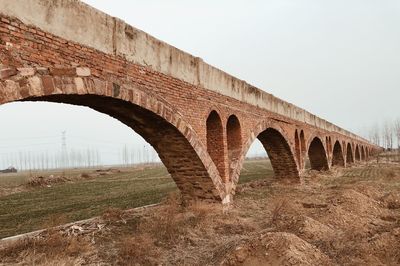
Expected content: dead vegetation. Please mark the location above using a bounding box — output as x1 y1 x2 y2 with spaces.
25 168 121 188
1 161 400 265
26 175 72 187
0 216 95 265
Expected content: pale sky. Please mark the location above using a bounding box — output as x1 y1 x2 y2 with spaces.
1 0 399 169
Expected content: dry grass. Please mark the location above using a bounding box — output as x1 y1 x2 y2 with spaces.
268 198 300 232
138 193 184 244
102 207 125 224
1 160 400 265
115 192 220 264
0 213 94 264
0 231 93 265
117 234 159 265
383 168 398 179
270 199 289 225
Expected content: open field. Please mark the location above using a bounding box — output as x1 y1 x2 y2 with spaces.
0 159 272 239
1 159 400 265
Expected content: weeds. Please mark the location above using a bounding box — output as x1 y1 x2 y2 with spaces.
116 192 217 264
0 231 92 264
102 207 125 224
26 175 68 187
270 199 289 225
117 234 159 265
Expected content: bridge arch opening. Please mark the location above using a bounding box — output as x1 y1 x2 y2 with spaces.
362 147 365 160
235 126 299 187
2 93 223 202
226 115 242 180
206 110 226 181
346 143 354 164
0 98 228 238
308 137 329 171
361 146 366 160
299 130 305 168
332 141 345 167
355 145 361 161
300 131 305 151
257 128 299 179
295 130 301 166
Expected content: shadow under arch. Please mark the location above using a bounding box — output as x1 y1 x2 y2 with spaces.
361 146 366 160
355 145 361 161
0 74 226 202
332 140 345 167
229 120 299 194
295 130 301 166
346 143 354 164
206 110 226 181
308 137 329 171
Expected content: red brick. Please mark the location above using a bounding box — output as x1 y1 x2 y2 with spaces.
0 68 17 79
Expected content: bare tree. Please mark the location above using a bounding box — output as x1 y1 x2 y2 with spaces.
383 121 394 150
395 118 400 150
369 124 381 146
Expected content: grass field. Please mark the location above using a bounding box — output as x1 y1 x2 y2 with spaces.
0 159 273 238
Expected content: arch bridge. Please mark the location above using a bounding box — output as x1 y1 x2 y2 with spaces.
0 0 380 203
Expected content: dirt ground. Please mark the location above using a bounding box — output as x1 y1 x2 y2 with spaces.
1 161 400 265
0 167 124 197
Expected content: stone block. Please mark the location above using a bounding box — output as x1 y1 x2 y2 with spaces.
76 67 91 77
0 68 17 79
17 67 35 76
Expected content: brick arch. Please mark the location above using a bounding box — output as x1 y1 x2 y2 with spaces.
355 145 361 161
206 110 226 181
361 146 366 160
305 133 327 155
332 140 345 167
257 127 299 178
0 69 227 202
346 143 354 164
226 114 242 181
295 130 301 165
299 130 306 169
229 120 299 193
325 136 332 154
308 137 329 171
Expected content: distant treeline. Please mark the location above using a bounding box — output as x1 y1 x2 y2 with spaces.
1 142 269 171
367 118 400 150
0 145 161 171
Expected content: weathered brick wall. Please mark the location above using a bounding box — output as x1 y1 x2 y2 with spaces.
0 13 379 203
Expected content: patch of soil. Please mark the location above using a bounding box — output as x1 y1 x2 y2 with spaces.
223 232 331 265
26 175 71 187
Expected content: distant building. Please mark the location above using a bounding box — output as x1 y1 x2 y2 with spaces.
0 166 17 174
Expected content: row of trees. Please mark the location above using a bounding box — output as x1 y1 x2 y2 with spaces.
120 145 160 166
368 118 400 150
1 144 161 171
1 149 102 171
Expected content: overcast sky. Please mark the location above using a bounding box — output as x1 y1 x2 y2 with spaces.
1 0 399 168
